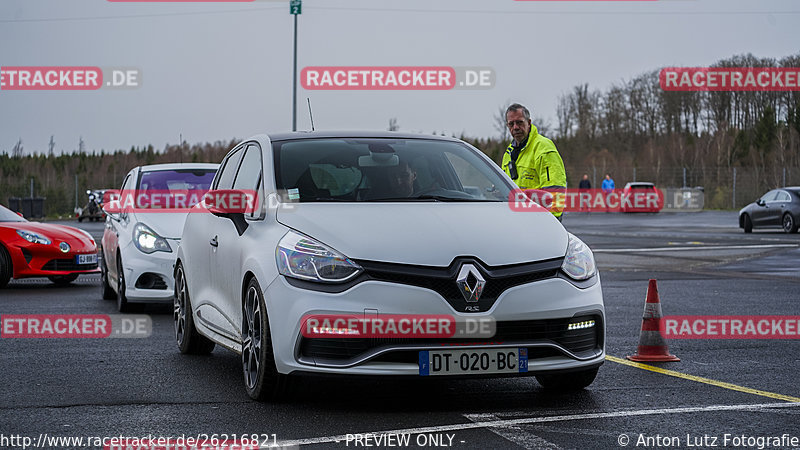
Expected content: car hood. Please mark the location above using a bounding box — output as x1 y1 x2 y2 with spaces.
276 202 568 266
4 222 96 247
129 212 188 239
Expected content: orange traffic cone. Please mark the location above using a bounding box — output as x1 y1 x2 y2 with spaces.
627 279 680 362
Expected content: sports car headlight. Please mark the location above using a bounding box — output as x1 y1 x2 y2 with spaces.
16 230 51 245
561 233 596 281
276 231 362 283
133 223 171 254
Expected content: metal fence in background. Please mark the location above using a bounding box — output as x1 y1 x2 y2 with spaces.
569 166 800 210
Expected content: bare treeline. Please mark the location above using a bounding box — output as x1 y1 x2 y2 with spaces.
468 52 800 208
0 140 236 216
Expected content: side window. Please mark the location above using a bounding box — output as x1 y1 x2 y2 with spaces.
777 191 791 202
761 191 778 202
233 144 264 219
233 144 262 191
215 147 244 190
121 173 134 191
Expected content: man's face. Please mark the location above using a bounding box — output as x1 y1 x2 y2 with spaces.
388 164 416 197
506 109 531 144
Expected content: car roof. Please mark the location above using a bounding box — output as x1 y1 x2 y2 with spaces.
625 182 655 187
139 163 219 172
265 130 462 143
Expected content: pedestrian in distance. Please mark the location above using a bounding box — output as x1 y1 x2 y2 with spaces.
601 174 615 212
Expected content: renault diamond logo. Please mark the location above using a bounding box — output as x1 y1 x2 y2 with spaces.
457 264 485 303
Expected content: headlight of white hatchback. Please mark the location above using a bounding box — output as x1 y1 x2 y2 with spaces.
561 233 596 281
276 230 362 283
133 223 171 254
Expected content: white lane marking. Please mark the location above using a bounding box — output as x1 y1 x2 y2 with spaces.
593 244 798 253
272 402 800 447
465 413 560 450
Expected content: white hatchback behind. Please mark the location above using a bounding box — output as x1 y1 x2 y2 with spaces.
101 163 219 312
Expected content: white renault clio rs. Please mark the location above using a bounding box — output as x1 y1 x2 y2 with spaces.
175 132 604 401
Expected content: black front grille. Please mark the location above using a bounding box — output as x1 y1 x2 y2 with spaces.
299 315 602 363
356 257 562 313
21 248 33 264
41 259 98 272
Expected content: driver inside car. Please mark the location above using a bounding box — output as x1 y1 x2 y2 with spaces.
386 161 417 197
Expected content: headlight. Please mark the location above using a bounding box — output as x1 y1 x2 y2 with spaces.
133 223 171 254
561 233 596 281
276 230 362 283
16 230 51 245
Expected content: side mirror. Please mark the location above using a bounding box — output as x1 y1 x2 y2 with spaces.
756 199 766 206
204 189 257 236
101 189 122 220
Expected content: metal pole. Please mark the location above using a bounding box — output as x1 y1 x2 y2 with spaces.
682 167 687 188
75 174 78 211
783 167 786 187
592 167 596 189
633 167 636 183
732 167 737 209
292 14 298 132
30 178 34 198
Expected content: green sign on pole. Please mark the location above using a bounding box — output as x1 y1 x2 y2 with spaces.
290 0 301 15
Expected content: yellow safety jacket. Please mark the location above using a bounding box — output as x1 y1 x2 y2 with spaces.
502 126 567 217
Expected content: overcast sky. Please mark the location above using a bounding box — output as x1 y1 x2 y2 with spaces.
1 0 798 155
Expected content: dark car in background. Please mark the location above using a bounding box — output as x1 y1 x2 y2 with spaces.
739 187 800 233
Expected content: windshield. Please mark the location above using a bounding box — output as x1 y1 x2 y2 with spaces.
274 138 513 202
137 169 217 192
0 205 27 222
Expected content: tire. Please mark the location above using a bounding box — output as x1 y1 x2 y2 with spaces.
100 253 116 300
48 274 79 285
742 214 753 233
242 277 291 401
116 254 132 313
0 245 12 288
536 367 599 391
782 213 798 233
174 263 215 355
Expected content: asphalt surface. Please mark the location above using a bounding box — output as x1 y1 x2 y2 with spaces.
1 212 799 449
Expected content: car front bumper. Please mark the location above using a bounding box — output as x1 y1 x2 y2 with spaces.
121 238 179 302
264 274 605 377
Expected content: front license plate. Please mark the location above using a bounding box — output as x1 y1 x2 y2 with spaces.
76 254 98 265
419 348 528 376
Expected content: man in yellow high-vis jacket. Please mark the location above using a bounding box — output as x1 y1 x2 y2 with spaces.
501 103 567 220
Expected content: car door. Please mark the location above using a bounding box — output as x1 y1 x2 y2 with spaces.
214 143 264 334
203 144 246 338
751 190 778 226
769 190 792 226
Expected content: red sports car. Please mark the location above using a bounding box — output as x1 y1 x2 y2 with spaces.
0 204 100 288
